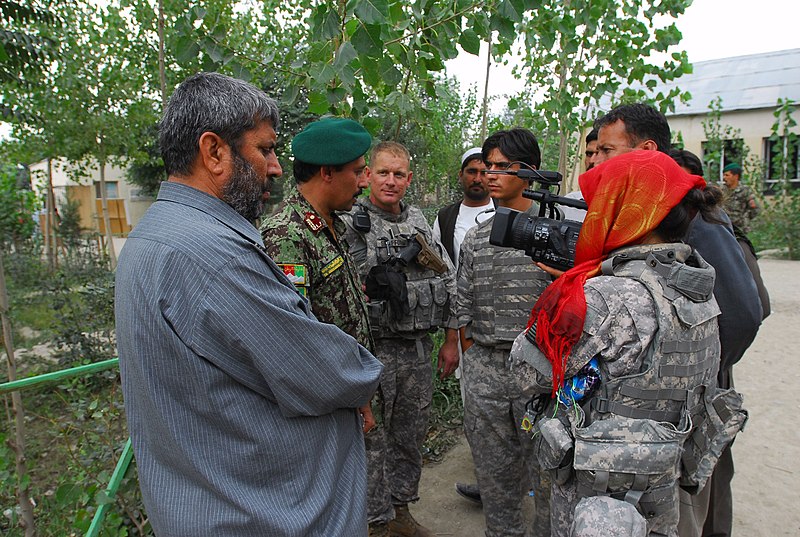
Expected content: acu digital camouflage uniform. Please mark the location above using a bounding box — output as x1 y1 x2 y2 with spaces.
343 197 457 525
456 203 552 537
511 243 726 537
261 187 372 351
722 184 759 234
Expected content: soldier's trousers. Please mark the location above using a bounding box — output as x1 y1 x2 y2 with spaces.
366 335 434 523
462 343 550 537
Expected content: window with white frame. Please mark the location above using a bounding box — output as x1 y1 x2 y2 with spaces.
763 135 799 192
701 139 744 183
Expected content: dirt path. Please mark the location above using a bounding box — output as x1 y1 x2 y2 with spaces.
410 258 800 536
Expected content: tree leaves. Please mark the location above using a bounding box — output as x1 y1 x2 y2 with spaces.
458 28 481 55
351 22 383 58
353 0 390 24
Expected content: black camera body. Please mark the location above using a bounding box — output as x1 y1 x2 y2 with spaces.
488 169 587 271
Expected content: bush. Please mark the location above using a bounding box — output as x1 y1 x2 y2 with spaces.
750 192 800 258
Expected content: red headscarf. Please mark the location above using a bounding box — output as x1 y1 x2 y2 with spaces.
527 150 706 397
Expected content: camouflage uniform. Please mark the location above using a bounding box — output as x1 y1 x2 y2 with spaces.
722 184 759 234
511 243 723 537
456 205 552 537
343 197 457 524
261 187 372 350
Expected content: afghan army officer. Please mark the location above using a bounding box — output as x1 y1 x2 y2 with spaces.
261 117 376 432
721 162 760 234
343 141 459 537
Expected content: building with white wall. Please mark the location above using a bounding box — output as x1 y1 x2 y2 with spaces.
28 158 154 235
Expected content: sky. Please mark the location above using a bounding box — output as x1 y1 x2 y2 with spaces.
444 0 800 109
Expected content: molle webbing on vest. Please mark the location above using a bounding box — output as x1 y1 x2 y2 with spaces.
470 221 549 345
590 248 720 427
569 245 726 516
360 203 450 337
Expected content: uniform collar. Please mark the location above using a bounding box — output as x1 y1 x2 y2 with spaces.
285 186 346 237
358 197 409 222
157 181 263 246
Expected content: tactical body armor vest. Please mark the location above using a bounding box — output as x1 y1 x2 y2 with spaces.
469 208 551 347
349 199 451 339
553 244 747 528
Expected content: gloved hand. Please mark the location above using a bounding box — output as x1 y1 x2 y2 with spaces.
365 265 409 320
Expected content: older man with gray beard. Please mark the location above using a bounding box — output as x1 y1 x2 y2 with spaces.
115 72 383 536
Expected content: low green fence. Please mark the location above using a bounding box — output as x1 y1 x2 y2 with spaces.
0 358 133 537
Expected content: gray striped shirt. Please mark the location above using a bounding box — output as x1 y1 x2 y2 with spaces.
115 181 383 536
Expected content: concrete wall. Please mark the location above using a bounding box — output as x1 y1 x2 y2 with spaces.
668 107 787 181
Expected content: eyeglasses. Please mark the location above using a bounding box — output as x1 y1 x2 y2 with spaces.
484 160 512 170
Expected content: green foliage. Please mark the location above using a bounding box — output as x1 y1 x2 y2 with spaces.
766 98 798 193
0 164 38 250
58 196 83 248
124 125 165 199
749 193 800 259
701 97 764 188
0 0 58 121
377 76 484 211
2 244 147 535
425 331 464 462
1 375 146 536
517 0 693 177
749 99 800 259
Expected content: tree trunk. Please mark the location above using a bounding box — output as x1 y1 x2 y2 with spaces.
97 160 117 270
480 40 491 142
556 55 569 183
0 250 37 536
45 159 56 271
158 0 166 105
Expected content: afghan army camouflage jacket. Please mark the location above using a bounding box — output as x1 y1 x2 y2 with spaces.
261 187 373 351
722 184 759 233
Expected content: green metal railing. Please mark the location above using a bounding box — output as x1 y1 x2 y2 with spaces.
0 358 135 537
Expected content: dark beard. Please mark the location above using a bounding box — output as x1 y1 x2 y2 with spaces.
222 152 270 222
464 187 489 202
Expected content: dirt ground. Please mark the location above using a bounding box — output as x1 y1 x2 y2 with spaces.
410 258 800 537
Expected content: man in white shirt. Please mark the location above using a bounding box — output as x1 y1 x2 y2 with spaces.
432 147 495 270
432 147 495 507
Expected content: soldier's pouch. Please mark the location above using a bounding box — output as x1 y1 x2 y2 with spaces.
570 496 647 537
532 416 574 483
573 416 687 500
429 278 449 327
408 280 430 330
680 388 748 494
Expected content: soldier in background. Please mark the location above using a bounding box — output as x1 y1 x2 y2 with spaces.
343 141 459 537
261 117 376 433
721 162 759 234
456 128 552 537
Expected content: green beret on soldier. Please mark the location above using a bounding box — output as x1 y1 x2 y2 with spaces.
260 116 377 430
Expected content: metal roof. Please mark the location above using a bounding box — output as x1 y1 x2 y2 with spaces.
662 48 800 117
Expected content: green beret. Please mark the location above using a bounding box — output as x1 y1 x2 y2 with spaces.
723 163 742 174
291 118 371 166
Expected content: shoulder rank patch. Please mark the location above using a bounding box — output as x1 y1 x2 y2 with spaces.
304 212 325 232
278 263 309 297
320 255 344 278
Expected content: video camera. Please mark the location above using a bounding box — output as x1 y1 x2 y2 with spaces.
488 167 587 271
